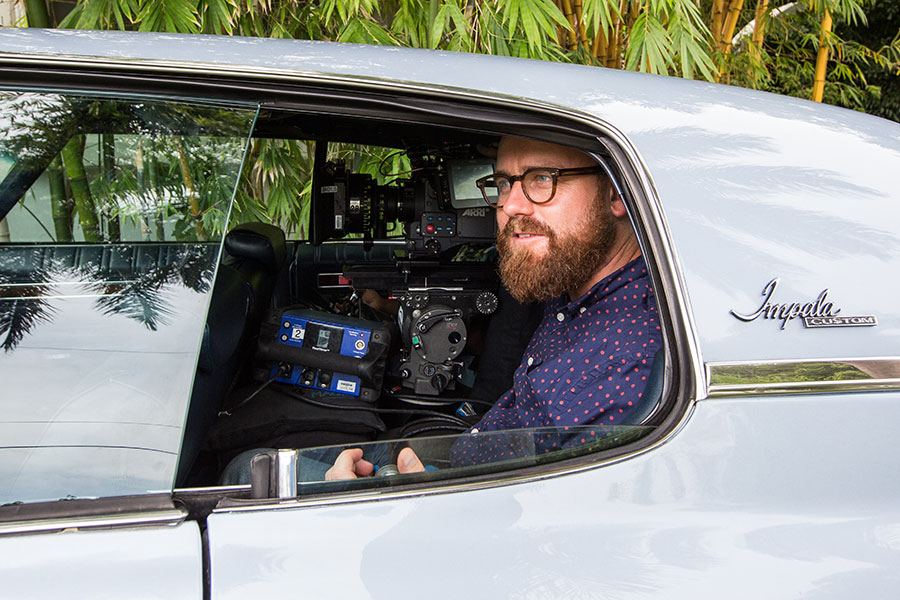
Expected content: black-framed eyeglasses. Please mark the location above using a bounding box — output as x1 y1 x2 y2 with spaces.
475 166 605 208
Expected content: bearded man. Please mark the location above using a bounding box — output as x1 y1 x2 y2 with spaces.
326 137 660 478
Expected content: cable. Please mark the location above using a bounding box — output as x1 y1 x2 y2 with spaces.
219 374 278 415
385 392 494 409
287 389 472 429
399 413 474 436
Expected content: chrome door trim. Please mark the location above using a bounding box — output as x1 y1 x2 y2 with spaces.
707 357 900 397
0 508 188 537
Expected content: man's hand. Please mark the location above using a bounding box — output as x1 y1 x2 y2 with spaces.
325 448 374 480
324 447 426 480
361 289 399 317
396 447 425 473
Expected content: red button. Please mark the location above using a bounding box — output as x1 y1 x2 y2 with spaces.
426 224 435 233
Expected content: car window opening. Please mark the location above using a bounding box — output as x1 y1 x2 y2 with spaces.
176 116 667 499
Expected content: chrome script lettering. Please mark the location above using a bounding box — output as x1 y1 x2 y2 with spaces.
730 278 840 330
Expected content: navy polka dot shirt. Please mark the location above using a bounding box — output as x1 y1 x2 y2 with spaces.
451 256 661 466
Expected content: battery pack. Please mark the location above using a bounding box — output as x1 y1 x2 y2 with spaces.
256 308 390 402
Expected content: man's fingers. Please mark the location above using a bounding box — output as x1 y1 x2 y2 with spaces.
325 448 370 480
397 447 425 474
361 289 399 316
354 458 374 477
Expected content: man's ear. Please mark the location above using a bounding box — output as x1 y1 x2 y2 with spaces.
608 187 628 218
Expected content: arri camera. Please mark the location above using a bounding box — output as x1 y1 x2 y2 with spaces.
311 143 497 257
310 142 502 396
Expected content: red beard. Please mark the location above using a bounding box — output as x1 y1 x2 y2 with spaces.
497 202 616 303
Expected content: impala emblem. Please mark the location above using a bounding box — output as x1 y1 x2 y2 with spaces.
731 278 877 330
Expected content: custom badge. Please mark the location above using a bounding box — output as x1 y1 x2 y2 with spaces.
731 278 878 330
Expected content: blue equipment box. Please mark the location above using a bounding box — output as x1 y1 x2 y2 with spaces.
257 308 390 402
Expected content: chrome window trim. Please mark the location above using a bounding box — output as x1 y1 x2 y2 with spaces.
707 357 900 397
0 508 188 537
213 407 703 516
2 52 705 506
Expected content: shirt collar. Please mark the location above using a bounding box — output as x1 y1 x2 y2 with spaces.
551 255 647 317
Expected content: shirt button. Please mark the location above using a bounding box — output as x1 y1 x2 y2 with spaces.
579 307 587 314
527 356 534 366
556 312 565 322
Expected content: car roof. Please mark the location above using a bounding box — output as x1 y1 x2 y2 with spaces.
0 28 850 120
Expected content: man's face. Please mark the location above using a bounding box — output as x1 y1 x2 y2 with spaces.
494 137 616 303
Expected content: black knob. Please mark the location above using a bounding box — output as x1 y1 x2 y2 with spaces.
475 291 499 315
431 372 449 392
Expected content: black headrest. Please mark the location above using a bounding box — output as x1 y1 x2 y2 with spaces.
224 222 286 273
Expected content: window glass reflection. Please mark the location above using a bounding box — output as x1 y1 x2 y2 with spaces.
0 92 256 504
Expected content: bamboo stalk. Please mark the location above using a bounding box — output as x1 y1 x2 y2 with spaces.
710 0 726 46
560 0 578 50
174 137 206 241
620 0 640 66
592 26 607 59
24 0 52 27
464 0 475 21
48 156 73 242
101 133 120 242
720 0 745 54
574 0 589 52
627 0 639 29
607 25 620 68
148 156 165 241
608 0 626 68
751 0 769 48
812 9 833 103
552 0 568 48
465 0 479 51
61 135 103 243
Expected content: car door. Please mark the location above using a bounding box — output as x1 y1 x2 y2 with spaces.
0 89 256 598
189 74 696 599
195 63 900 599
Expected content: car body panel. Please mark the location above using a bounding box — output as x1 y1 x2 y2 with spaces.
208 393 900 598
0 519 203 599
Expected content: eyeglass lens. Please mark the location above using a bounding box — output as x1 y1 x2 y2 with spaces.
482 169 556 207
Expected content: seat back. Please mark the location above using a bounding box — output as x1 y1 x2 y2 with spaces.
175 223 286 485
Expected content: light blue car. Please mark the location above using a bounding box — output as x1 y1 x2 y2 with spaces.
1 28 899 600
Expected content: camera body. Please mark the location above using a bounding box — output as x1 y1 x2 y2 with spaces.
312 154 496 257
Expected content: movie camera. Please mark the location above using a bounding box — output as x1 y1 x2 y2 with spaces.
267 144 503 398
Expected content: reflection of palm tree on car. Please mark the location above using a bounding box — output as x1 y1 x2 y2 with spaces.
0 268 56 352
0 246 215 351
